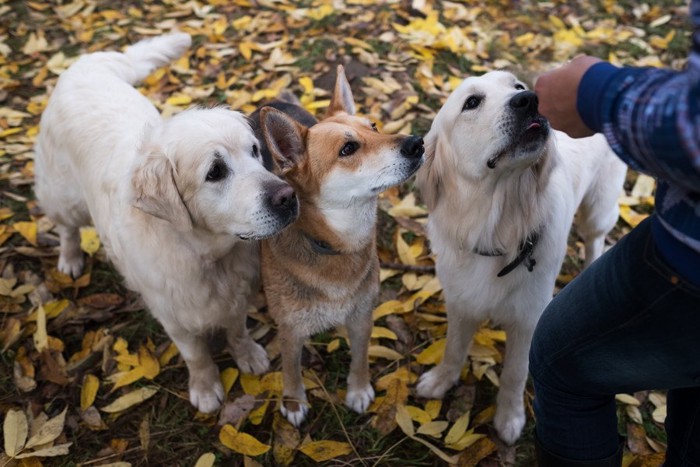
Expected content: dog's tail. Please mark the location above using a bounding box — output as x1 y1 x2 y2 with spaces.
117 33 191 85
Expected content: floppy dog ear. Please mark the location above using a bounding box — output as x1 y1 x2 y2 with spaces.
326 65 356 116
260 107 307 174
416 130 444 209
131 152 193 231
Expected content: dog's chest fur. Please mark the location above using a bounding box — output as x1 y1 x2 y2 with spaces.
426 152 571 318
261 221 379 336
111 219 261 333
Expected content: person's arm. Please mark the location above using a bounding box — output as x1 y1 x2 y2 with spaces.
535 1 700 192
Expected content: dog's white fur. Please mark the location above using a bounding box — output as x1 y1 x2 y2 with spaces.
34 34 298 413
415 71 627 444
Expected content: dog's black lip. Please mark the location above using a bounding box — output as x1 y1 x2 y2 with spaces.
487 116 549 169
237 210 297 241
371 156 424 193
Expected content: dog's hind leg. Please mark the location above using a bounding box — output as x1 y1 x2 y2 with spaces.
279 326 309 426
416 302 481 399
225 313 270 375
163 322 224 413
493 319 537 445
344 305 375 414
577 159 626 268
34 148 90 278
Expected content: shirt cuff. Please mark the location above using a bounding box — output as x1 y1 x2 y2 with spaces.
576 62 622 133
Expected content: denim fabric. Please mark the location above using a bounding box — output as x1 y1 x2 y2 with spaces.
529 216 700 464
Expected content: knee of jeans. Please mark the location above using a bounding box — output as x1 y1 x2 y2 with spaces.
529 322 553 381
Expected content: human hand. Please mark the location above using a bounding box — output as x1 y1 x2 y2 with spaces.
534 55 603 138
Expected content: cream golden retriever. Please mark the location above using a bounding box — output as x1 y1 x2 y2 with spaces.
34 33 299 413
415 71 626 444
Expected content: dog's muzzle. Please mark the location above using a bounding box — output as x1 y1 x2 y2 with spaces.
400 135 425 160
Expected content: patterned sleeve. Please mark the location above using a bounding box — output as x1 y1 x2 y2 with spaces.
576 0 700 193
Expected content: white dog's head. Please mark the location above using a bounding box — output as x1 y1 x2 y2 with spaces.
419 71 551 205
130 107 298 239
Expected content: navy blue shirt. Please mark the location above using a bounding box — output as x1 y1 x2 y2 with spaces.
576 1 700 286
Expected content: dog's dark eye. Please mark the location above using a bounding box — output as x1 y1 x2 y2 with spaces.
515 83 526 90
252 144 259 159
206 159 228 182
370 122 378 132
462 95 482 111
339 141 359 157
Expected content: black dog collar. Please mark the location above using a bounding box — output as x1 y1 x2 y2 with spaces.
474 229 541 277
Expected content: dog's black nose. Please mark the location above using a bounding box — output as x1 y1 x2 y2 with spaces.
268 183 297 210
509 91 538 114
400 136 424 160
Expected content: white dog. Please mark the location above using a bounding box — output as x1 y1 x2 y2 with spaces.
34 33 299 413
415 71 626 444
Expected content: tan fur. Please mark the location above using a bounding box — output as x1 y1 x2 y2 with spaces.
259 66 424 425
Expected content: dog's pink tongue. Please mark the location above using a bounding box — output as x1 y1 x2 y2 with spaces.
527 122 541 130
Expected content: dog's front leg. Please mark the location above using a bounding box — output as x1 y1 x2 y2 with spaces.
163 322 224 414
493 320 536 445
225 313 270 375
279 326 309 426
344 306 375 414
416 303 481 399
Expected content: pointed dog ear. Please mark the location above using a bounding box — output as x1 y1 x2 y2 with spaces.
131 151 192 231
260 107 307 174
325 65 356 116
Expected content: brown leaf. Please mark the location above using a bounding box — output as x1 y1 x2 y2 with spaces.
38 350 70 386
626 423 653 455
628 452 667 467
218 394 256 427
79 406 108 431
77 293 124 309
457 437 498 467
371 378 409 436
272 413 300 466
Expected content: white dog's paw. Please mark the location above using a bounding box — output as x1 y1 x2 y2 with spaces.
231 339 270 375
189 378 224 414
345 384 375 414
493 404 526 445
58 253 84 279
280 397 309 427
415 366 460 399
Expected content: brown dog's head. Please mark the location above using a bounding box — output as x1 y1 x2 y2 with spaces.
259 66 424 207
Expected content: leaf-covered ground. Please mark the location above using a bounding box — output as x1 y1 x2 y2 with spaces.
0 0 690 465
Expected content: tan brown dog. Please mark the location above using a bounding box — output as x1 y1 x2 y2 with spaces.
253 66 424 425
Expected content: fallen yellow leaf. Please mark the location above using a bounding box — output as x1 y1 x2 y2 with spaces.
444 410 471 445
33 305 48 352
24 407 67 450
221 367 239 397
3 409 28 457
81 374 100 411
372 300 405 321
299 440 353 462
368 345 403 361
138 345 160 380
415 339 446 365
194 453 216 467
80 227 100 256
100 386 158 413
219 424 270 456
14 221 37 246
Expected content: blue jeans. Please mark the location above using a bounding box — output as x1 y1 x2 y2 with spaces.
529 216 700 464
